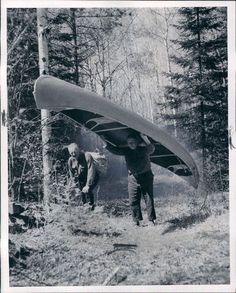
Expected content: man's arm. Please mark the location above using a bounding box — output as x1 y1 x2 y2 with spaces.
84 152 96 187
68 157 75 179
140 134 155 154
105 143 125 156
100 136 125 156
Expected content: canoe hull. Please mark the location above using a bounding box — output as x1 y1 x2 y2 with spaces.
34 75 199 188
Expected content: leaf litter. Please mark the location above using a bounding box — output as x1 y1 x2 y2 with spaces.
9 192 230 286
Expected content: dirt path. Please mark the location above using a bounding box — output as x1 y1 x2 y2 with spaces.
108 212 229 285
10 198 230 286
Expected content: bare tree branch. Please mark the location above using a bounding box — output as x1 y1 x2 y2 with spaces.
8 16 34 56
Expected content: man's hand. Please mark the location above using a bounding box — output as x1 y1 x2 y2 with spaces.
100 135 107 148
140 133 151 145
82 185 90 193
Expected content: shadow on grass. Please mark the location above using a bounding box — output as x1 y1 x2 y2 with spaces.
103 200 131 217
162 212 210 235
70 226 121 238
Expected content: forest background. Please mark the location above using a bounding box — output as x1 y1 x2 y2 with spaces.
7 7 228 203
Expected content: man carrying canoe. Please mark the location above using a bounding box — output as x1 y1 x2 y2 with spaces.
103 134 157 226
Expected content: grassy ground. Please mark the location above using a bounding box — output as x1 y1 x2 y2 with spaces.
9 191 230 286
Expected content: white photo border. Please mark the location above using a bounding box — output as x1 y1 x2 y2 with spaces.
1 1 236 292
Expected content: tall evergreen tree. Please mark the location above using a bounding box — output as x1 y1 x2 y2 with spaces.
163 7 228 190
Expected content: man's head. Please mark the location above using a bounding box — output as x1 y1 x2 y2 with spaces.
68 143 79 157
127 134 139 150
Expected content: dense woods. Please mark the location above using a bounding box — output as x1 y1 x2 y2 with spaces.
7 7 228 204
163 7 228 190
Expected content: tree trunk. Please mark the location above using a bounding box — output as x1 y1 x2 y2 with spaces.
107 43 113 100
37 8 52 207
102 42 106 98
70 8 79 85
196 7 206 183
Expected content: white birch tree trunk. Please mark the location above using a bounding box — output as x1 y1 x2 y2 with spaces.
37 8 51 207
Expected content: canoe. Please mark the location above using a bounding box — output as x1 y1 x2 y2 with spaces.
34 75 199 188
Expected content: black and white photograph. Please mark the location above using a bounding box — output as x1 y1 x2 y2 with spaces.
1 0 236 292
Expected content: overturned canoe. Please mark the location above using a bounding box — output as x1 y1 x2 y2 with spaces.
34 75 199 188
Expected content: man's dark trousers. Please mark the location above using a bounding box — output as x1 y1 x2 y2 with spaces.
128 170 156 222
